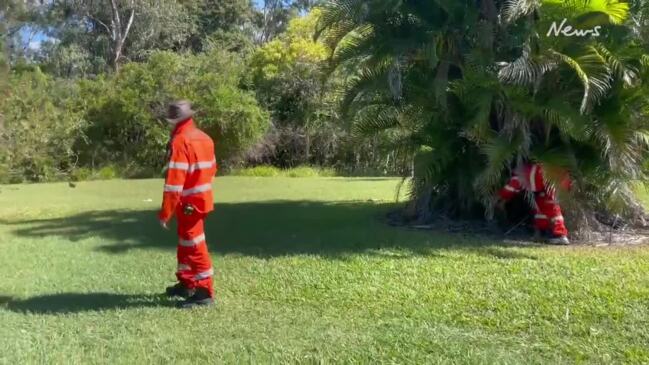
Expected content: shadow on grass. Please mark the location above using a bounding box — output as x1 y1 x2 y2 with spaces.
2 200 538 260
2 293 173 314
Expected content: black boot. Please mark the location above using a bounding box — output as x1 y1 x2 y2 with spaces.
165 283 193 299
177 288 214 309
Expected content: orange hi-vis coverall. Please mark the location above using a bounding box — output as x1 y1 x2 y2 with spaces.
499 163 570 238
159 119 217 297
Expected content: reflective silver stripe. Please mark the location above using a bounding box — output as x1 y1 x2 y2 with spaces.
535 214 548 219
530 165 538 192
179 233 206 247
194 268 214 280
504 185 518 192
551 216 564 222
164 184 184 192
181 184 212 197
168 161 189 171
188 159 217 173
177 264 191 272
511 176 520 181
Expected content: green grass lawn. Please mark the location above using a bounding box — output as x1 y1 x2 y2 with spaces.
1 177 648 364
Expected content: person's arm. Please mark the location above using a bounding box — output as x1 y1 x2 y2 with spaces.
158 140 189 223
498 175 522 201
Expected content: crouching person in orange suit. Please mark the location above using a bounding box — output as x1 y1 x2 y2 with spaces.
498 162 571 245
159 100 218 308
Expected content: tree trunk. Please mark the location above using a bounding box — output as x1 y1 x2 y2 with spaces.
305 132 311 164
104 0 135 73
113 45 122 72
415 187 434 224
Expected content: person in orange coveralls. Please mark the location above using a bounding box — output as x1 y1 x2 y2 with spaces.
498 162 571 245
159 100 217 308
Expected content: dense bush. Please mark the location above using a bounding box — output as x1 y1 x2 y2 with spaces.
284 166 336 178
0 68 86 183
247 9 406 174
0 50 269 183
230 165 336 178
2 4 411 184
231 165 281 177
77 50 270 172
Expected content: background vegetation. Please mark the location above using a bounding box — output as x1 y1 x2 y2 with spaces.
0 0 405 184
2 0 649 230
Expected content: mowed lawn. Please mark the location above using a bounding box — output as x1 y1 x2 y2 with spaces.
1 177 648 364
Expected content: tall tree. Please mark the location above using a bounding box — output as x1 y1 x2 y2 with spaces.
52 0 194 73
0 0 44 122
59 0 135 71
197 0 254 34
101 0 133 71
251 9 330 164
631 0 649 44
256 0 297 43
0 1 11 84
291 0 320 12
184 0 255 52
0 0 46 67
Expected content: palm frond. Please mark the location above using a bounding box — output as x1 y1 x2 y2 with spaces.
499 46 558 87
503 0 541 23
475 133 522 199
330 24 375 65
550 46 612 114
543 0 630 25
641 54 649 70
352 104 401 137
316 0 371 55
339 60 392 115
595 43 640 86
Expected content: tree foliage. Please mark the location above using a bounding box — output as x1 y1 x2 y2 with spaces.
251 9 328 123
248 9 405 172
4 0 649 239
0 68 86 182
47 0 195 72
182 0 256 52
318 0 649 229
77 50 269 171
0 49 269 182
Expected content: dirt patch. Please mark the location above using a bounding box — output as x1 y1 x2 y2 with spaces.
387 209 649 247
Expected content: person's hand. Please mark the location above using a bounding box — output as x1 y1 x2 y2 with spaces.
160 220 169 230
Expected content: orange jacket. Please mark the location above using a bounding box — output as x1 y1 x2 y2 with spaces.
499 163 571 201
158 119 217 222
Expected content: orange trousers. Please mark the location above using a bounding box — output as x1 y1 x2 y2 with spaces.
175 205 214 297
532 190 568 237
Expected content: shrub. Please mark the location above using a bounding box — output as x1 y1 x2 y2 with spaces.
76 51 270 173
232 165 281 177
230 165 337 178
70 168 93 182
0 68 86 183
97 165 119 180
285 166 336 178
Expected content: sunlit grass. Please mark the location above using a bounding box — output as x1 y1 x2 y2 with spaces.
0 177 647 364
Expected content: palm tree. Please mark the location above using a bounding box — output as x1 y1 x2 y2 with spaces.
476 0 649 230
318 0 649 233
